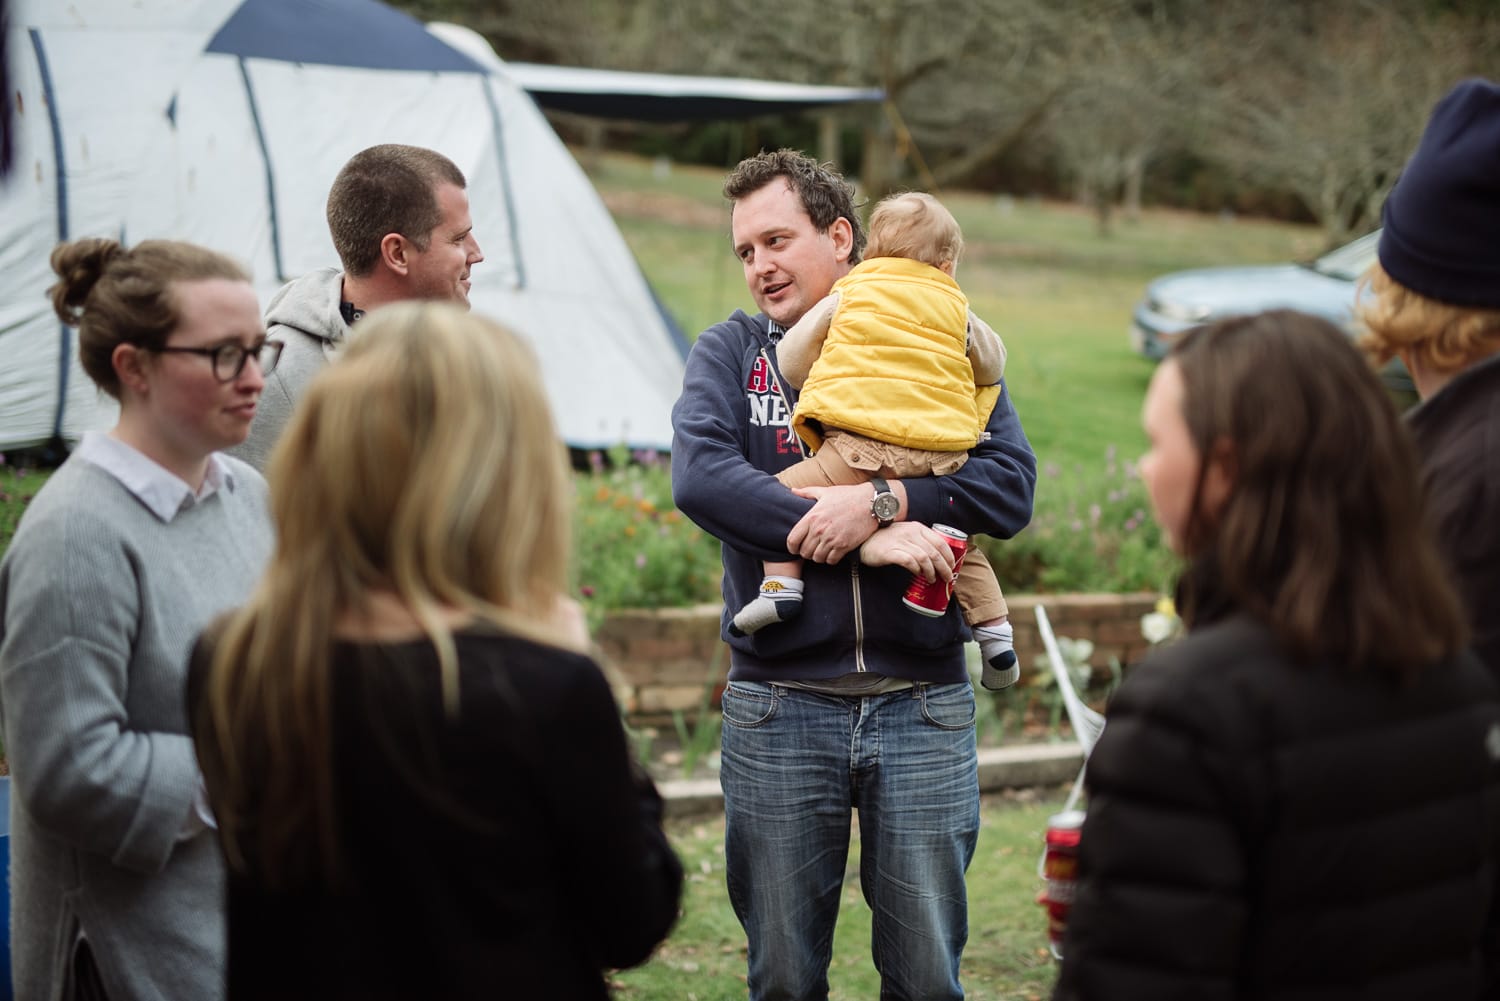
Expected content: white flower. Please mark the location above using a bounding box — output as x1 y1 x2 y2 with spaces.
1141 611 1177 645
1058 637 1094 666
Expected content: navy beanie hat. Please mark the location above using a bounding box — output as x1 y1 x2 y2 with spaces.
1379 77 1500 309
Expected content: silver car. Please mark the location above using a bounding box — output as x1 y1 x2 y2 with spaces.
1129 230 1409 390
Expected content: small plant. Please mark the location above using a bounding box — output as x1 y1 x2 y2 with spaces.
1029 636 1098 741
572 445 722 626
669 645 724 779
968 643 1027 746
625 718 657 775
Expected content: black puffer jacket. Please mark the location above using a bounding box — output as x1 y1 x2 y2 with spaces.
1054 614 1500 1001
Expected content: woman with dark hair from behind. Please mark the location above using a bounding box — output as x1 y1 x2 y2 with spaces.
1 238 276 1000
188 301 682 1000
1052 309 1500 1000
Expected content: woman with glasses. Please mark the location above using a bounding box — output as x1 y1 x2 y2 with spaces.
0 238 279 1000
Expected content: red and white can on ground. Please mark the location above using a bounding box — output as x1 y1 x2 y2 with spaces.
1037 809 1086 959
902 524 968 617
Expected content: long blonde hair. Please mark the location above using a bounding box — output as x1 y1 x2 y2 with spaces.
199 302 575 883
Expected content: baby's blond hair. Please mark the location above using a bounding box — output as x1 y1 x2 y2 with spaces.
865 192 963 271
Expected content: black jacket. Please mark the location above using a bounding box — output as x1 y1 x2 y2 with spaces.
1409 351 1500 683
190 627 683 1001
1054 614 1500 1001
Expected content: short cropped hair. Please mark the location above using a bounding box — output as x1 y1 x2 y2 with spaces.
326 144 466 278
865 192 963 270
723 149 867 263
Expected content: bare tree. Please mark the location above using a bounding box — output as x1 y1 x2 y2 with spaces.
1205 0 1489 245
394 0 1500 240
1039 0 1200 234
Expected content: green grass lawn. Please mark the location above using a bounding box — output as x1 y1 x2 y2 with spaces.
589 151 1327 481
613 788 1072 1001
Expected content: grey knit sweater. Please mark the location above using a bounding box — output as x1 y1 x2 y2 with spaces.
0 453 272 1001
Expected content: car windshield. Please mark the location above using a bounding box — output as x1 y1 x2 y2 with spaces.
1309 230 1381 281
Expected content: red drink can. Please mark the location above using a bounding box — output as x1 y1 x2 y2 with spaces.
902 524 968 617
1037 809 1086 959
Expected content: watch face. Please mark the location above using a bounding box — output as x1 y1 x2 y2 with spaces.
872 491 900 523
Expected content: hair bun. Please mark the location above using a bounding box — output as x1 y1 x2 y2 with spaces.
48 238 125 326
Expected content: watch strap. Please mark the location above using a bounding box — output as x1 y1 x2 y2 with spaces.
870 476 898 526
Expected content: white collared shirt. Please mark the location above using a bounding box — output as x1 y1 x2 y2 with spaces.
73 432 236 523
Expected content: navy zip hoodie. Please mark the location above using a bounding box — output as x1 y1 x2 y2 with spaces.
671 309 1037 684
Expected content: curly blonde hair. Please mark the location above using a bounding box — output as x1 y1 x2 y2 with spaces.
1358 262 1500 375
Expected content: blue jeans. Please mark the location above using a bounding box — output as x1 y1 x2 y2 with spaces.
720 681 980 1001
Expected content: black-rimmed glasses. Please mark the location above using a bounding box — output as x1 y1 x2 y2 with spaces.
152 339 284 382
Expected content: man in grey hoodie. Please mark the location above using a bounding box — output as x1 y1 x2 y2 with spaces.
231 143 484 470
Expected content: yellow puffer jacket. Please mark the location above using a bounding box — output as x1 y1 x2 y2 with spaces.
792 257 1000 451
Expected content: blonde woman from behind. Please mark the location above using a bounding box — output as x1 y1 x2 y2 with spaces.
189 302 683 1001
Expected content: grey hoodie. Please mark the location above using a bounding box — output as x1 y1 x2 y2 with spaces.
230 267 349 471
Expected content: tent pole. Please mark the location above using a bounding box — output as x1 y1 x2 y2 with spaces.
480 77 525 289
236 58 285 284
29 28 70 441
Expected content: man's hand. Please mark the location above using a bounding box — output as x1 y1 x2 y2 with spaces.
857 522 957 582
786 482 885 564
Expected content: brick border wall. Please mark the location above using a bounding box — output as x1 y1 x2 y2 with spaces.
597 593 1161 725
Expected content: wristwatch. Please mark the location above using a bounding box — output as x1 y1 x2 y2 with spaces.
870 476 900 527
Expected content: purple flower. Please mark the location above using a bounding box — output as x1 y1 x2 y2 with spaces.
1088 503 1101 525
635 553 648 569
589 450 605 473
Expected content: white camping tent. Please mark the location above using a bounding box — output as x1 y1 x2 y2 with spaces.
0 0 688 453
